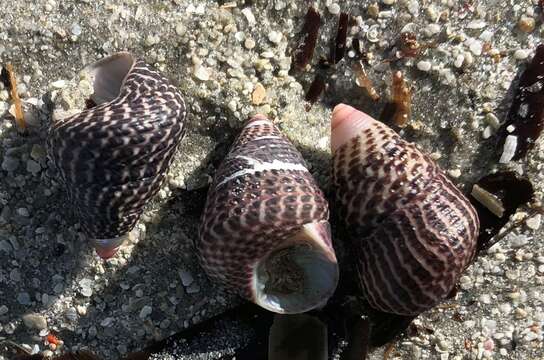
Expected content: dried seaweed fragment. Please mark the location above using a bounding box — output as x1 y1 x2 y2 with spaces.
390 71 411 127
332 13 349 64
497 44 544 161
3 64 26 131
397 32 421 58
304 74 326 111
292 6 321 70
352 61 380 101
469 171 534 252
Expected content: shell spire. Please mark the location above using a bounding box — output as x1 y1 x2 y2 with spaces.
331 104 478 316
198 115 338 314
47 52 186 259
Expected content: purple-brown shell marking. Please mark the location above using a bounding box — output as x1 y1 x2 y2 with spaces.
48 52 186 259
198 115 339 314
331 104 479 316
498 44 544 162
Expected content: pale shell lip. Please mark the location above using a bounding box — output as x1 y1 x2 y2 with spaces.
88 52 136 105
251 221 339 314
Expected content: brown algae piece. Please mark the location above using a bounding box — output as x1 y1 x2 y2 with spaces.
292 6 321 70
304 74 326 111
332 12 349 64
391 71 411 127
352 61 380 101
4 64 26 132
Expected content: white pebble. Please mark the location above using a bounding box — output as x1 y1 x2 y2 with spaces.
241 8 256 26
50 80 66 89
526 214 541 230
268 31 282 44
499 135 517 163
417 60 432 72
454 54 465 68
328 3 341 15
382 0 396 4
480 294 492 304
469 41 483 56
514 49 530 60
193 66 210 81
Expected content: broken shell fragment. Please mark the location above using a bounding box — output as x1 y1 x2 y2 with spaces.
198 115 339 314
331 104 479 316
47 52 187 259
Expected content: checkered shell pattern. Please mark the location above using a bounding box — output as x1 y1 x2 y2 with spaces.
197 117 331 301
333 117 479 316
48 58 186 240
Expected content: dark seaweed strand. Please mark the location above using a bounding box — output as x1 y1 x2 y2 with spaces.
292 6 321 70
498 44 544 160
333 119 478 316
47 59 186 239
197 117 330 300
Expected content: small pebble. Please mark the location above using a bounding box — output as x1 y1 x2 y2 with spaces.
518 16 535 33
513 49 530 60
193 65 210 81
50 80 66 89
139 305 152 319
244 38 256 49
186 283 201 294
526 214 541 230
252 83 266 105
0 305 8 315
2 157 20 172
16 208 29 217
417 60 432 72
179 270 195 287
17 292 31 305
328 3 341 15
268 31 282 45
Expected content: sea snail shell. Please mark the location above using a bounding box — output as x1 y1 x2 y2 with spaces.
198 115 339 314
47 52 186 259
331 104 479 316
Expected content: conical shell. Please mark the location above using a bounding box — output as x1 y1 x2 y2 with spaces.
198 115 338 314
331 104 478 316
47 52 186 258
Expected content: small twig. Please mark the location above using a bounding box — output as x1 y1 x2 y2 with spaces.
4 63 26 132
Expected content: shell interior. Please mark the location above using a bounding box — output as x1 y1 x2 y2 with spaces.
253 225 338 314
89 52 135 105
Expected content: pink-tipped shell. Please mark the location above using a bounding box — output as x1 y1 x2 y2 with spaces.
332 104 479 316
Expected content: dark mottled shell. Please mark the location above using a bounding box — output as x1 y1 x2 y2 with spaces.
48 53 186 245
198 116 335 312
332 106 479 316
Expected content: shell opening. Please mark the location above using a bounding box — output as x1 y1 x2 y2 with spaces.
89 52 135 105
253 224 338 314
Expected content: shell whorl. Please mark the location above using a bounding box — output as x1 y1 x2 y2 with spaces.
332 104 478 316
47 52 186 257
198 116 338 314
